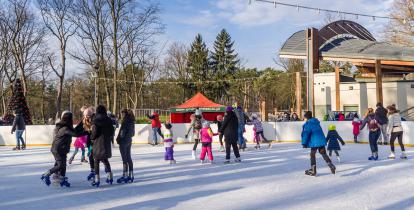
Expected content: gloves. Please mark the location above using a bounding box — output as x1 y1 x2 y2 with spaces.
342 142 345 146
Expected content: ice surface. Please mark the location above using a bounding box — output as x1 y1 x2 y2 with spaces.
0 143 413 210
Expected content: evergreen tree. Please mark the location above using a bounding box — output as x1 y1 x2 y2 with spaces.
210 29 240 101
186 34 210 95
3 79 33 125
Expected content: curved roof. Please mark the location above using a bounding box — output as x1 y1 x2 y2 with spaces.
279 20 414 62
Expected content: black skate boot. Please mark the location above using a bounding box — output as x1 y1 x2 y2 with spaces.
127 170 134 183
41 172 51 186
21 142 26 150
12 146 20 151
91 174 100 187
305 165 316 176
60 177 71 187
81 156 88 163
87 171 96 181
68 156 74 164
328 163 336 174
106 172 113 185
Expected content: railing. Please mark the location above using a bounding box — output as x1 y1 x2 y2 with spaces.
400 107 414 121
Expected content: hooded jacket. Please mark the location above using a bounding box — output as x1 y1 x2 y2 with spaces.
91 113 115 159
148 113 161 128
117 116 135 145
301 118 326 148
51 122 84 156
219 111 239 142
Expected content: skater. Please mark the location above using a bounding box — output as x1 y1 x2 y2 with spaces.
11 111 26 150
116 109 136 184
90 105 115 187
81 107 96 182
301 111 336 176
41 111 85 187
233 104 249 150
147 111 163 146
248 114 271 149
360 108 381 160
163 122 176 164
215 115 225 152
375 103 389 145
185 109 204 159
107 111 119 146
326 124 345 163
199 121 215 164
386 105 407 159
68 135 88 164
219 106 241 163
352 115 361 143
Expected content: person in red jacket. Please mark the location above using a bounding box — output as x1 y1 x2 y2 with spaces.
147 112 164 146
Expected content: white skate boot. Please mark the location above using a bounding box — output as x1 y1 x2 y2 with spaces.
192 150 196 160
388 152 396 159
336 156 341 163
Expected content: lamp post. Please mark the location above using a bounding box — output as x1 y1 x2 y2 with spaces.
91 65 99 107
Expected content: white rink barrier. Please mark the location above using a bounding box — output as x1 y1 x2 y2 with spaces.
0 122 414 146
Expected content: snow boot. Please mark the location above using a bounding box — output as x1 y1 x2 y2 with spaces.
305 165 316 176
401 151 408 159
91 174 100 187
328 163 336 174
87 171 96 181
68 156 74 164
235 157 241 163
192 150 196 160
60 177 71 188
106 172 113 185
388 152 396 159
41 172 51 186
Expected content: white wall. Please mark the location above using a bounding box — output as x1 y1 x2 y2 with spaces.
1 122 414 146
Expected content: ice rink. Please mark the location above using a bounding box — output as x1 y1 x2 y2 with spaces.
0 143 413 210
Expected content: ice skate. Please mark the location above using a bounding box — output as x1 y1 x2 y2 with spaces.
268 143 272 149
328 163 336 174
192 150 196 160
200 160 205 164
12 146 20 151
254 145 260 150
388 152 396 159
91 175 100 187
305 165 316 176
106 172 113 185
219 145 225 152
21 143 26 150
68 156 74 164
59 177 71 188
41 173 51 186
87 171 96 181
401 151 408 159
117 176 128 184
81 157 88 163
336 156 341 163
209 160 214 164
170 160 176 164
224 159 231 164
127 171 134 183
235 157 241 163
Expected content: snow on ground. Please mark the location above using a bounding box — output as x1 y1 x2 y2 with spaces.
0 143 414 210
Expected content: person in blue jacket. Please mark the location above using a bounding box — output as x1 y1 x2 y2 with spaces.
301 111 336 176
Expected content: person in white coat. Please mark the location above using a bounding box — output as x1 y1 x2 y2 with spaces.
387 105 407 159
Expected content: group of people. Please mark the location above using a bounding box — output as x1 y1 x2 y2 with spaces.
41 105 136 188
302 102 407 176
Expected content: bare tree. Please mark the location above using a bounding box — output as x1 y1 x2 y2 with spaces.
385 0 414 47
38 0 78 119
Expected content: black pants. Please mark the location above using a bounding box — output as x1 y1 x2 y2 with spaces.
328 150 340 156
49 153 67 177
256 131 268 143
390 131 405 152
119 142 133 172
193 139 200 151
310 147 331 166
94 158 111 176
225 140 240 160
89 150 95 172
369 130 380 153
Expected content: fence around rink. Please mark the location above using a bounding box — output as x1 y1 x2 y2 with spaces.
0 121 413 147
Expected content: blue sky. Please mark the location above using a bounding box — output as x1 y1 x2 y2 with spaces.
158 0 393 69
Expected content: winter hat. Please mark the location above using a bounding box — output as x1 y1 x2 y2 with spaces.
226 106 233 112
328 124 336 131
195 109 202 116
202 121 210 128
252 114 258 119
61 110 72 119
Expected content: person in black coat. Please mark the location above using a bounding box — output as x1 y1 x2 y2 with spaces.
116 109 135 183
375 102 389 145
41 111 85 187
90 105 115 187
11 111 26 150
219 106 241 163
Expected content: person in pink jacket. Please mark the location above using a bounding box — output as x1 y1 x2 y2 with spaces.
352 115 361 143
199 121 215 164
68 135 88 164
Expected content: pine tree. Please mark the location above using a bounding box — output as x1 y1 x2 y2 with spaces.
210 29 240 101
186 34 210 95
3 79 33 125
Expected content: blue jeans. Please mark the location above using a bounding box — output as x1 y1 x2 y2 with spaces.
369 130 380 153
152 127 163 145
70 147 85 160
238 124 245 146
15 130 25 147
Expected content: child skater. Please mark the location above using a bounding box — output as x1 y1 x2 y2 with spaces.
163 122 176 164
68 135 88 164
326 124 345 163
249 114 271 149
199 121 215 164
301 111 336 176
360 108 381 161
352 115 361 143
215 115 225 152
41 111 85 187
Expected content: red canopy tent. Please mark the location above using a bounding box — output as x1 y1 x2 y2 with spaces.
170 93 225 123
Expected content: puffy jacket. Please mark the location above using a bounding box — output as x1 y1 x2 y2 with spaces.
117 116 135 145
148 113 161 128
51 123 84 155
387 113 403 134
375 106 388 125
326 130 345 151
12 114 26 132
91 114 115 159
247 119 263 132
301 118 326 148
219 111 238 142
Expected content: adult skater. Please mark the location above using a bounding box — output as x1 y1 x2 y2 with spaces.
361 108 381 160
116 109 136 183
185 109 204 159
375 103 389 145
219 106 241 163
147 111 163 146
301 111 335 176
386 105 407 159
41 111 85 187
91 105 115 187
11 111 26 150
233 104 249 150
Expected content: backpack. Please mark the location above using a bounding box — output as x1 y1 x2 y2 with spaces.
194 119 202 130
367 117 379 131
